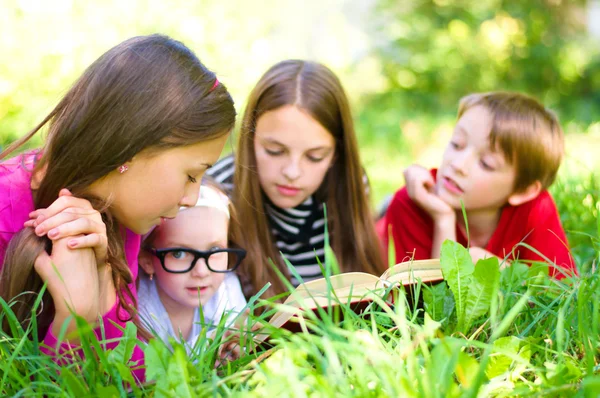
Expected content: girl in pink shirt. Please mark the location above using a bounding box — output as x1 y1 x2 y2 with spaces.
0 34 236 382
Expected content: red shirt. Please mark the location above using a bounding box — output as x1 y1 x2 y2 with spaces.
377 170 575 279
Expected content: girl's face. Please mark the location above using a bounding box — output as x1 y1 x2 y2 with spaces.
140 206 229 309
254 105 336 209
89 134 229 234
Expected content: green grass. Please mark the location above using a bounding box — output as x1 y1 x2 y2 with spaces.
1 201 599 396
2 118 600 397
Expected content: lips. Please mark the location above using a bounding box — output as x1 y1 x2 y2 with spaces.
276 184 301 197
442 176 464 195
186 287 208 294
159 214 177 225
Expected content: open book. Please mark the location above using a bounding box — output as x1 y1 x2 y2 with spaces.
254 259 443 343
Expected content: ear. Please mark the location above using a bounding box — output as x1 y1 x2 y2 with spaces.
138 249 156 275
507 180 542 206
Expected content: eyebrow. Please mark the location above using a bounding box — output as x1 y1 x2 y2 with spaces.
161 239 227 250
455 125 469 136
193 163 213 170
261 137 331 152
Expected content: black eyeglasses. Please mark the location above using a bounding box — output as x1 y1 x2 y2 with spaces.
150 247 246 274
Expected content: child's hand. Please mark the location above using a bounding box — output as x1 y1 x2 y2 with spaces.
217 329 245 364
403 165 454 222
25 189 108 266
34 236 116 336
215 311 263 366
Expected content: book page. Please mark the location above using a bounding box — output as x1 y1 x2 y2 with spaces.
380 259 443 285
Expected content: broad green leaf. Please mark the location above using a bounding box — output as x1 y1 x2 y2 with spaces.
463 257 500 332
440 240 474 330
108 322 138 365
456 352 479 388
526 261 549 279
95 385 120 397
168 345 194 397
427 338 463 396
582 375 600 398
486 336 522 379
500 261 529 288
61 368 88 396
423 282 448 322
423 312 442 339
144 338 171 382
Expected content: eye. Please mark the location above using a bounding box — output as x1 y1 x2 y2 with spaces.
450 141 460 150
188 175 198 183
168 250 190 260
265 148 284 156
306 154 325 163
480 159 495 171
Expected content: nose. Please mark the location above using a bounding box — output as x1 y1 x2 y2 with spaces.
450 150 473 176
191 258 211 278
179 183 201 208
282 157 301 181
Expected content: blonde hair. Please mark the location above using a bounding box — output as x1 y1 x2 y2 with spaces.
458 92 564 192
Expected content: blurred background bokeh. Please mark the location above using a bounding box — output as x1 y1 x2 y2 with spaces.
1 0 600 263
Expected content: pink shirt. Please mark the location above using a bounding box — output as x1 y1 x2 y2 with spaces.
0 151 145 381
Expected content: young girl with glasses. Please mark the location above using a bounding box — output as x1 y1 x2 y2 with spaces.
137 180 247 351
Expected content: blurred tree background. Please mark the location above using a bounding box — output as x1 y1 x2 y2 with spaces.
1 0 599 205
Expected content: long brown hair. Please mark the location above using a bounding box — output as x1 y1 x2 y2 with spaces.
232 60 385 300
0 34 236 338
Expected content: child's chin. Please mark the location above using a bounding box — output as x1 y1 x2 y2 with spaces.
437 192 462 207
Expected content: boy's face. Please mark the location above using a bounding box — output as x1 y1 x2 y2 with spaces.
435 105 517 212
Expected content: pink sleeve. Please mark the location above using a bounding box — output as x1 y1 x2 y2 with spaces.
41 299 146 382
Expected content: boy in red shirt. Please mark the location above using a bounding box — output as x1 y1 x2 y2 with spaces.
378 92 575 278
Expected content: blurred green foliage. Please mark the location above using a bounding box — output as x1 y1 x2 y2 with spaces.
370 0 600 123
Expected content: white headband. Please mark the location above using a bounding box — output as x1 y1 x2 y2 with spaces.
180 185 230 219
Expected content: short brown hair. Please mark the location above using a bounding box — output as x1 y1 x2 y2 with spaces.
458 92 564 192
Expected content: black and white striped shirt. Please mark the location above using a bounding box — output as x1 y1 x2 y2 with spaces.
206 154 327 286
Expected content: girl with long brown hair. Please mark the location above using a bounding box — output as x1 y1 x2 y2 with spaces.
0 34 236 380
207 60 385 301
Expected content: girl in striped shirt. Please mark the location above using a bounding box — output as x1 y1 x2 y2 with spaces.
207 60 385 301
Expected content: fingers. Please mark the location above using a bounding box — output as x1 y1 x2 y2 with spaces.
31 208 103 238
59 188 73 197
404 165 434 199
217 337 243 364
28 194 94 224
67 233 108 264
422 174 436 191
25 193 108 267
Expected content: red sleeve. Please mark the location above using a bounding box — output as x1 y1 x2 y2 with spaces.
379 187 434 264
522 192 575 279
